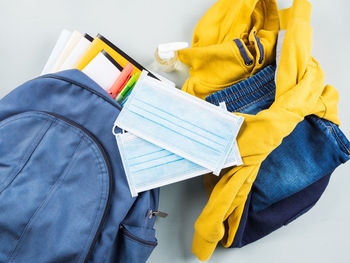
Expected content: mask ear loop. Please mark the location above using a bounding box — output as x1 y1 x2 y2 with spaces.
112 123 125 136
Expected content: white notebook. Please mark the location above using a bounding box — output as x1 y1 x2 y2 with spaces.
82 50 123 91
51 31 83 72
41 29 72 75
60 34 93 71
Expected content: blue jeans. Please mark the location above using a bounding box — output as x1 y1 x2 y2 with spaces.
205 65 350 247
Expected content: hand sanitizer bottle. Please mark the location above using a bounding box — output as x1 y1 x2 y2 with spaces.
155 42 188 72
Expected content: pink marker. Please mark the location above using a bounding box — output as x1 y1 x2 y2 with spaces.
108 63 134 99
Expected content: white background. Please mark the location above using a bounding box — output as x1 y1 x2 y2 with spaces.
0 0 349 262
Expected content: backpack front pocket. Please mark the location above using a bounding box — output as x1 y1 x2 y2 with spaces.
0 111 112 263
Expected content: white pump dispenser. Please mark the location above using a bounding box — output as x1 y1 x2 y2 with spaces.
155 42 188 72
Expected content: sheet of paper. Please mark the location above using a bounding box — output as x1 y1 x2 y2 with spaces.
51 31 83 72
82 50 122 91
41 29 72 75
60 34 93 71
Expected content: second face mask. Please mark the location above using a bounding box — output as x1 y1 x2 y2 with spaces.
115 132 242 197
115 71 244 175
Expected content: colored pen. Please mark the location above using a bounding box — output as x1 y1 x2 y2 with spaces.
108 63 134 99
116 72 140 103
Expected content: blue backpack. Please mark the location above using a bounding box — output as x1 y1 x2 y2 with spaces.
0 70 159 263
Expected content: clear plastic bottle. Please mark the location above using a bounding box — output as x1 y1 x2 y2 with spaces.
155 42 188 72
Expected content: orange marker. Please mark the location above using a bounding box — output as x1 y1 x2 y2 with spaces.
108 63 133 99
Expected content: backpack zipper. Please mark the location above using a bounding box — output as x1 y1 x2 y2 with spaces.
40 111 113 263
38 74 123 111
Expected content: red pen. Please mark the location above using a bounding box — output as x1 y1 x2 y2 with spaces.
108 63 134 99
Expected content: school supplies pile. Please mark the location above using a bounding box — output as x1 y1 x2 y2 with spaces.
40 29 244 196
1 28 195 262
41 30 152 105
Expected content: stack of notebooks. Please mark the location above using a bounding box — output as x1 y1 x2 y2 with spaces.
41 29 173 105
41 29 243 197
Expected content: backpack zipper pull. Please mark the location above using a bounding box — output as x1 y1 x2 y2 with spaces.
148 209 168 219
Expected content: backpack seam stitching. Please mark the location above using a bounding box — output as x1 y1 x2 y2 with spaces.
8 130 83 262
0 116 53 193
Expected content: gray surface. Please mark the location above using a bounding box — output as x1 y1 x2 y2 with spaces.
0 0 349 262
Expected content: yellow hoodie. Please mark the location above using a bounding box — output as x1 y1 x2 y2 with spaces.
179 0 279 99
178 0 340 261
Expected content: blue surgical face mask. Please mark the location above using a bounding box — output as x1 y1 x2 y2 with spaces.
115 71 244 175
115 132 242 197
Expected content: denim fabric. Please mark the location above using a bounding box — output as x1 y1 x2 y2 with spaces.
206 65 350 247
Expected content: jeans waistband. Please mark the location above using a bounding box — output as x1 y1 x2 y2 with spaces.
205 65 276 112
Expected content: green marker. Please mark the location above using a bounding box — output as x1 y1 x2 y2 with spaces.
116 72 140 103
